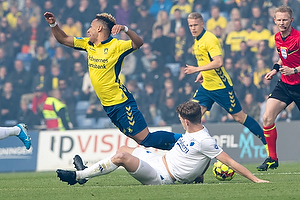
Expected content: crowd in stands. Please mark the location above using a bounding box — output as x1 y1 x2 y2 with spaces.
1 0 300 130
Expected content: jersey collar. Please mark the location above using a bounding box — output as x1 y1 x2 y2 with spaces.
196 29 206 41
101 35 113 44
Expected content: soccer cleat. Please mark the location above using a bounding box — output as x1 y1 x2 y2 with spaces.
194 174 204 184
73 155 88 185
56 169 78 185
16 123 31 150
73 155 88 170
257 157 279 171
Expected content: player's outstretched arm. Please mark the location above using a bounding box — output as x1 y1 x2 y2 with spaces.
111 25 143 49
216 152 269 183
44 12 74 48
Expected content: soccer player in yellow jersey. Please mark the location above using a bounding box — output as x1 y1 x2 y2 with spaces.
44 12 182 150
185 12 268 160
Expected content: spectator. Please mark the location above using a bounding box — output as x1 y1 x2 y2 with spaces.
59 79 77 128
0 32 14 63
151 26 172 63
235 74 259 103
253 58 271 89
139 42 157 74
31 88 48 120
241 93 261 122
158 97 179 126
21 0 41 24
246 4 268 32
0 82 20 126
49 64 66 91
149 0 173 19
0 17 12 37
7 59 32 97
6 4 22 30
81 71 93 101
70 50 87 71
169 9 189 38
85 91 109 128
172 26 192 63
120 31 137 81
115 0 132 27
253 40 272 67
0 66 7 93
169 0 192 19
42 89 71 131
96 0 115 16
51 46 72 78
152 10 171 39
17 100 39 130
59 0 77 24
233 41 254 65
31 64 52 94
61 16 82 38
44 35 59 59
206 6 227 32
74 0 95 33
135 5 156 43
30 46 51 75
158 78 179 111
225 19 248 58
128 0 144 30
223 57 236 84
70 62 86 101
225 7 248 34
144 59 164 91
178 82 194 104
0 47 13 74
192 0 210 22
246 19 271 53
138 81 160 126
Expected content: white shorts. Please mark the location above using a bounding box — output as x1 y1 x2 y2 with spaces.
129 147 175 185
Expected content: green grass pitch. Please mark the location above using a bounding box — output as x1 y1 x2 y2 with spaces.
0 162 299 200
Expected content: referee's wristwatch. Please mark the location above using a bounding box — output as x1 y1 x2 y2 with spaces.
294 67 298 74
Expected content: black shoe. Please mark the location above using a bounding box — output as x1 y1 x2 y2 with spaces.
56 169 78 185
194 175 204 184
73 155 88 185
257 157 279 171
73 155 87 170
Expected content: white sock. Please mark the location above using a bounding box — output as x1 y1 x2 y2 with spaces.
0 126 20 140
76 157 118 180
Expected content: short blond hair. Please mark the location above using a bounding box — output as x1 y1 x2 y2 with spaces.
188 12 203 21
274 5 293 18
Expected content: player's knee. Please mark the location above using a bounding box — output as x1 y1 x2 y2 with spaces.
112 152 130 164
262 113 274 126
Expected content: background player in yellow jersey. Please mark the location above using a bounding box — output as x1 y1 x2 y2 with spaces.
44 12 182 150
184 12 268 163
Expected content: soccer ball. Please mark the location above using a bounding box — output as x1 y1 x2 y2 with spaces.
212 160 235 181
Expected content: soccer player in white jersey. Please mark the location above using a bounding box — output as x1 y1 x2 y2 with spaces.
57 101 268 185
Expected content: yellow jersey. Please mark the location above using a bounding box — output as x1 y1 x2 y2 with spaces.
193 29 233 91
74 36 136 106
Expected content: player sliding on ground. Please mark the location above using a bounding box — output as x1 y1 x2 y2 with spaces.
56 101 269 185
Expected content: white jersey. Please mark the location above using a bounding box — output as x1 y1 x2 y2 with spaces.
165 125 223 183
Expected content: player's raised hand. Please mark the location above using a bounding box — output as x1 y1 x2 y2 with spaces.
184 64 199 74
111 25 125 35
44 12 56 24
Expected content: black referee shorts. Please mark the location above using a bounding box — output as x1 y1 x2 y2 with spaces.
269 80 300 110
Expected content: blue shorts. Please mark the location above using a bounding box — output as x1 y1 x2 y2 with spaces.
193 85 242 114
103 90 147 137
